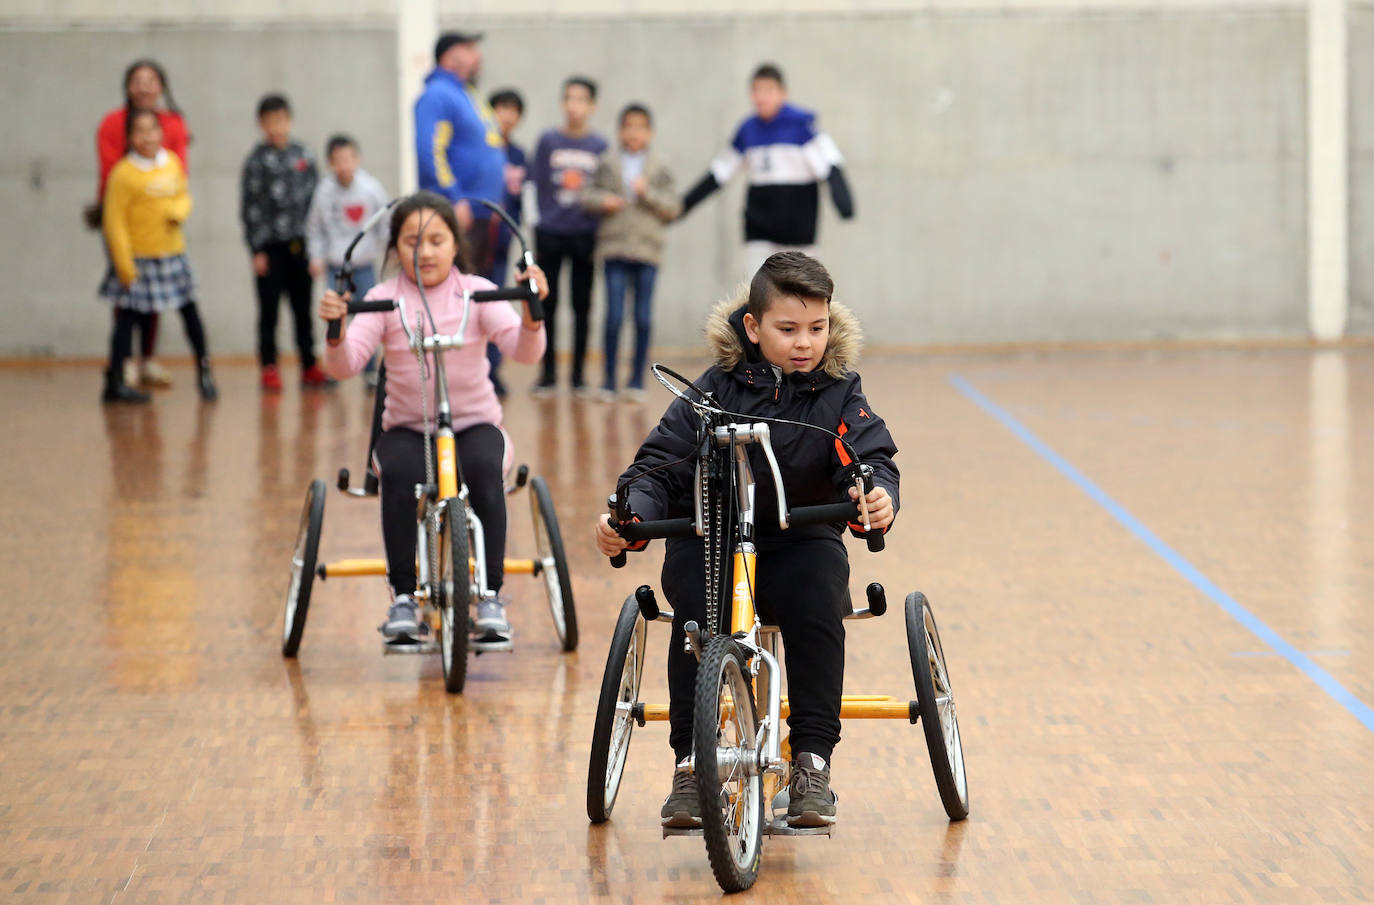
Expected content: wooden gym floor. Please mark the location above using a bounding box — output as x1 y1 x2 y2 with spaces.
1 346 1371 904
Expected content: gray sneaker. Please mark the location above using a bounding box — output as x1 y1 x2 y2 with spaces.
475 596 511 640
786 752 838 826
380 595 425 643
661 760 702 828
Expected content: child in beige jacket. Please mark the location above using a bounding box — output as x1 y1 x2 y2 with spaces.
581 103 680 400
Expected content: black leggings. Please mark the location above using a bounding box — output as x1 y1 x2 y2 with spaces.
374 425 507 596
108 304 208 374
661 535 850 763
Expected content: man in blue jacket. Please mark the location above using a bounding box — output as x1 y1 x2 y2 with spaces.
414 30 509 391
414 31 506 275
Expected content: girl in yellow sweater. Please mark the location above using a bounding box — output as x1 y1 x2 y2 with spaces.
100 108 216 402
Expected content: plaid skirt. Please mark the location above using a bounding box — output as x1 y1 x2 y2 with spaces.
98 253 197 313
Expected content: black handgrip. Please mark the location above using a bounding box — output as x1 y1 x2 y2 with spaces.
470 287 537 303
860 467 885 553
789 501 861 526
866 582 887 617
609 493 630 569
327 299 394 340
348 300 396 314
617 518 697 542
471 286 546 324
326 267 354 341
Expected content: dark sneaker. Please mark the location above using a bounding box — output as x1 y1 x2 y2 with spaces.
661 760 701 828
196 359 218 402
474 596 510 641
102 369 150 404
379 595 426 643
786 752 837 826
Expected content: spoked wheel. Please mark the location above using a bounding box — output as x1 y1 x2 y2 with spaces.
905 592 969 820
438 500 471 694
530 475 578 652
694 637 765 893
586 595 647 823
281 479 325 657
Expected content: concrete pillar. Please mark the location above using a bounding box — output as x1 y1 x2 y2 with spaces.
397 0 438 194
1308 0 1349 340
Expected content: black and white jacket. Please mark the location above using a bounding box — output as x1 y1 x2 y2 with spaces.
681 104 854 246
240 141 318 253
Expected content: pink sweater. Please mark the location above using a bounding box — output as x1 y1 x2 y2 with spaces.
324 269 546 434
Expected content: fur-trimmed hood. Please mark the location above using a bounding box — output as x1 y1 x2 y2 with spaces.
703 284 862 381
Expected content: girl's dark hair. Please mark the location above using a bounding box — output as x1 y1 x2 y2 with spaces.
124 107 162 143
747 251 833 319
123 59 181 115
384 190 472 277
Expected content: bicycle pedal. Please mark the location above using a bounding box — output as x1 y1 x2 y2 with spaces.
381 638 438 656
470 635 514 654
662 826 704 838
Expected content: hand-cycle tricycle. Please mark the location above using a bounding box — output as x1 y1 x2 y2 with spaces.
586 365 967 892
280 200 578 693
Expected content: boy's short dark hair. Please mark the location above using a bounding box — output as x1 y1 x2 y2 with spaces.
489 88 524 114
619 103 652 127
747 251 833 320
325 134 357 159
751 63 785 87
257 94 291 118
563 76 597 101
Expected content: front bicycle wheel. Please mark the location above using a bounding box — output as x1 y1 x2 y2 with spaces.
906 591 968 820
439 501 471 694
694 636 764 893
530 475 578 651
281 479 325 657
586 594 646 823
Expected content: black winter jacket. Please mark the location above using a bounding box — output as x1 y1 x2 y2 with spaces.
618 292 898 544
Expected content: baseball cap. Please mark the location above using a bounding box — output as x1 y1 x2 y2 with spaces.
435 31 483 62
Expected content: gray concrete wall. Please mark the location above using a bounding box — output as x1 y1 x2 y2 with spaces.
0 8 1311 358
1348 7 1374 336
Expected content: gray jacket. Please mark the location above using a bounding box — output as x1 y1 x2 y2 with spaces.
580 147 680 266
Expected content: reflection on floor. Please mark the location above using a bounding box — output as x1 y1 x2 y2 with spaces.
1 347 1371 903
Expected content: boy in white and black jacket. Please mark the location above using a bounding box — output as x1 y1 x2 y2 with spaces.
595 252 897 830
679 64 854 274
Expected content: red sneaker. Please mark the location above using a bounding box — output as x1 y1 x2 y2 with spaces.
301 364 335 388
260 365 283 392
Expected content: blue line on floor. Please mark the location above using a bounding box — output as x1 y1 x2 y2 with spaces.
949 373 1374 733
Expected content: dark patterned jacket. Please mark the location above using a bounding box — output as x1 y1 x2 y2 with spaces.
240 141 318 253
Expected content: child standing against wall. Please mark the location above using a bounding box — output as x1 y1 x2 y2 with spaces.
581 103 680 401
100 109 216 403
529 76 607 396
241 94 324 392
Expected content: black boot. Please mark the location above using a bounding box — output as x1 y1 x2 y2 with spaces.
102 366 150 404
196 358 218 402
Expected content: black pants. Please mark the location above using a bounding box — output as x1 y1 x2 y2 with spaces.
374 425 507 596
108 304 208 375
110 309 159 358
534 229 596 386
255 240 315 369
662 535 849 763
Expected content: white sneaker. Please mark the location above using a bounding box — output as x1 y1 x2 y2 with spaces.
475 596 511 640
140 360 173 388
596 388 617 404
380 594 425 642
623 386 647 403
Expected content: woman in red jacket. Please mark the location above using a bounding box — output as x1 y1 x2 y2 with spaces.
90 60 191 389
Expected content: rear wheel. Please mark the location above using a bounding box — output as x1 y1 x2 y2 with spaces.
906 592 969 820
586 595 647 823
694 637 764 893
281 479 325 657
530 475 578 651
439 501 470 693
